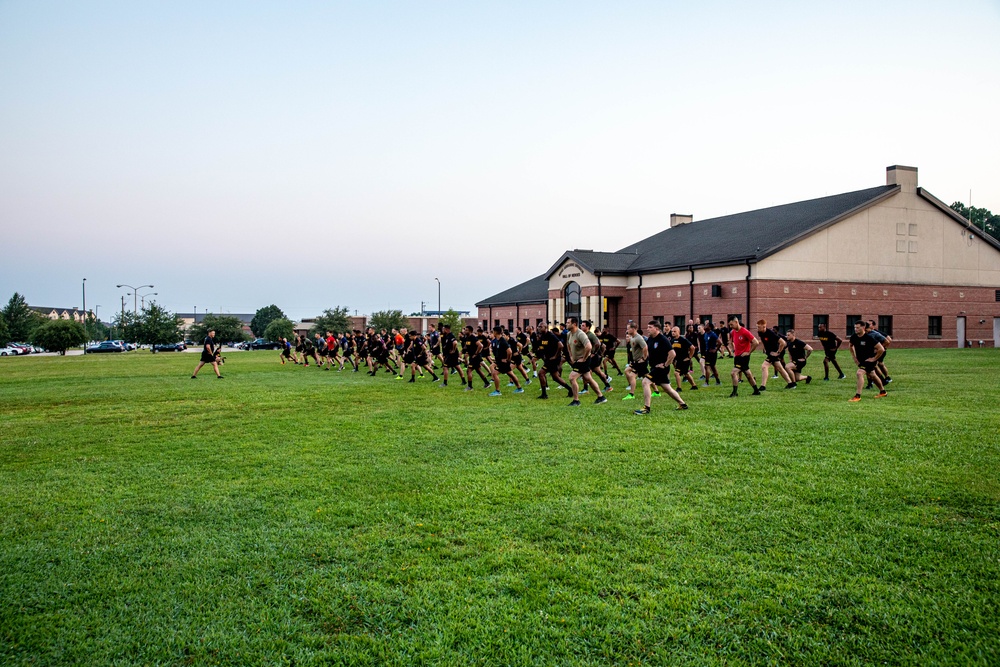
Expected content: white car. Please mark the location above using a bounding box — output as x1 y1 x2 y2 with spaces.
1 345 19 356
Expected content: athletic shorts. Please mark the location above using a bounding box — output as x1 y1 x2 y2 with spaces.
495 359 512 374
588 355 603 371
704 352 718 367
200 351 216 363
823 349 838 361
431 345 441 355
469 355 483 370
511 354 523 366
790 357 807 370
543 357 562 375
859 360 877 373
570 360 590 375
445 353 460 368
649 366 671 385
630 361 648 377
675 359 691 375
765 353 783 365
282 349 292 358
734 354 751 371
403 352 415 364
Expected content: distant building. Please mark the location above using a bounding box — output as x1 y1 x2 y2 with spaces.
477 165 1000 347
30 306 92 323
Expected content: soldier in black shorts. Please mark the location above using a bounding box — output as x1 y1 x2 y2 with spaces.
633 321 686 415
757 320 792 390
848 320 886 401
405 330 438 382
784 329 812 387
462 326 491 391
815 323 846 380
427 324 443 369
439 324 462 387
622 322 647 401
191 329 223 378
487 327 523 396
534 323 570 400
669 326 699 392
509 328 532 386
581 320 612 393
598 327 624 376
865 321 892 385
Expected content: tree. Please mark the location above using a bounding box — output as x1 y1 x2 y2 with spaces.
438 308 464 333
111 310 140 343
137 301 184 346
368 309 408 332
251 305 286 338
3 293 46 342
0 316 9 347
263 317 295 342
31 319 86 355
189 314 248 345
950 202 999 242
309 306 350 337
87 314 110 342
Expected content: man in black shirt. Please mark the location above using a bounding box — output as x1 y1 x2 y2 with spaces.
633 321 687 415
598 328 624 376
487 327 524 396
865 320 892 385
462 326 491 391
191 329 223 378
757 319 792 390
848 321 886 401
669 326 699 392
439 324 462 387
784 329 812 387
815 323 846 380
534 323 570 400
406 330 438 383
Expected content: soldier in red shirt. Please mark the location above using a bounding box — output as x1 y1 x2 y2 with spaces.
728 316 761 397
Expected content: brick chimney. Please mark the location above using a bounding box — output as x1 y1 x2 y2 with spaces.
886 165 917 193
670 213 693 228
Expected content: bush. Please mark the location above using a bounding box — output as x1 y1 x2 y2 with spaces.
31 319 87 355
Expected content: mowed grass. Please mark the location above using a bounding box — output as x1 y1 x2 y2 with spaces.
0 349 998 666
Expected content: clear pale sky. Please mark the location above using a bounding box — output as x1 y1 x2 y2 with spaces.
2 1 998 321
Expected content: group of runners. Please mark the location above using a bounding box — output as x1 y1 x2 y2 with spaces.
266 314 893 413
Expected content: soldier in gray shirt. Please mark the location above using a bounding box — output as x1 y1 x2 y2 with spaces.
565 317 607 406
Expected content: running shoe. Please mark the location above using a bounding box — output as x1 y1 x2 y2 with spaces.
488 390 502 397
622 393 635 401
849 395 861 402
568 400 581 407
594 396 607 404
676 403 688 410
514 388 524 394
633 407 650 415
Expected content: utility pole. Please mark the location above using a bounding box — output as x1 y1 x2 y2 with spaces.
435 277 441 314
82 278 87 342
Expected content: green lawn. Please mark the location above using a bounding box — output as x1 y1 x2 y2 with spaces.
1 349 998 666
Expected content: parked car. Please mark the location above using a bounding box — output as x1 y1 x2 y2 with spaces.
9 343 32 355
85 341 124 354
153 343 185 352
1 345 19 356
249 338 281 350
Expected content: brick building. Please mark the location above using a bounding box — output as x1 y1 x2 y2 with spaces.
477 165 1000 347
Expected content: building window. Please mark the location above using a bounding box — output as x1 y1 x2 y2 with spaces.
777 314 794 336
482 320 488 330
846 314 863 336
878 315 894 337
995 290 1000 302
564 282 581 324
522 318 529 330
813 314 828 337
928 316 942 337
507 319 513 332
494 319 500 329
674 315 685 329
536 318 543 327
654 316 665 329
699 314 712 327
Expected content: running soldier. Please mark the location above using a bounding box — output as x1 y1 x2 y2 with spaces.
534 323 571 400
728 317 762 397
439 324 462 387
487 327 524 396
784 329 812 387
669 326 699 392
849 320 887 401
757 320 792 390
565 317 607 406
699 323 722 386
632 321 687 415
406 330 439 383
622 322 647 401
815 323 846 380
598 327 624 376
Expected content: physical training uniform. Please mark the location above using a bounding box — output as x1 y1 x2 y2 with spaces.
731 326 755 371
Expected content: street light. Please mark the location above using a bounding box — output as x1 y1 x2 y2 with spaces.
434 277 441 314
129 290 158 310
82 278 87 341
117 283 153 316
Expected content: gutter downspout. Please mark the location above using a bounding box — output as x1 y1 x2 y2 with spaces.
637 273 643 325
597 273 603 328
745 259 752 325
689 265 695 323
515 302 519 330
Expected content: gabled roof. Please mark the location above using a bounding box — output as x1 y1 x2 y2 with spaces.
617 185 899 272
917 188 1000 252
543 250 640 279
476 274 550 307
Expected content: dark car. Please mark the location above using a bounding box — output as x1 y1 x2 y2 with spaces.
153 343 185 352
249 338 281 350
85 341 124 354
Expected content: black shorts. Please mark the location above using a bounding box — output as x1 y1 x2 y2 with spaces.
495 360 512 374
859 360 877 373
704 352 718 367
630 361 648 377
445 353 461 368
675 359 691 375
588 355 603 371
431 345 441 355
282 348 292 358
403 352 416 364
543 357 562 375
765 353 783 365
824 349 838 361
415 353 429 366
649 366 671 385
734 354 751 371
511 353 523 366
200 351 216 363
570 360 590 375
790 358 807 370
469 355 483 370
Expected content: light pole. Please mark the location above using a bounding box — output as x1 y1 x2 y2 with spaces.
117 283 153 316
95 305 101 338
434 277 441 314
82 278 87 341
130 290 157 310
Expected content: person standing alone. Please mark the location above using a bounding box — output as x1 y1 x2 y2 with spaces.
192 329 223 379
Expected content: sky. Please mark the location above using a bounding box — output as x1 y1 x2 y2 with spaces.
2 1 998 321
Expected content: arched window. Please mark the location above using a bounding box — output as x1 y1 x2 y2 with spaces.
564 282 581 323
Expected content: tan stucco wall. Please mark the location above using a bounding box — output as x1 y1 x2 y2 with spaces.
757 189 1000 286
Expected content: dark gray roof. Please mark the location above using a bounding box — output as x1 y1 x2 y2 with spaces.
476 274 549 307
543 250 640 278
616 185 898 272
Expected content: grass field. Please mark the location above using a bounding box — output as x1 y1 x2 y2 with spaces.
1 349 998 666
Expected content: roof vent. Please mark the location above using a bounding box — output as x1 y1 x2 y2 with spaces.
670 213 693 228
573 249 593 252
